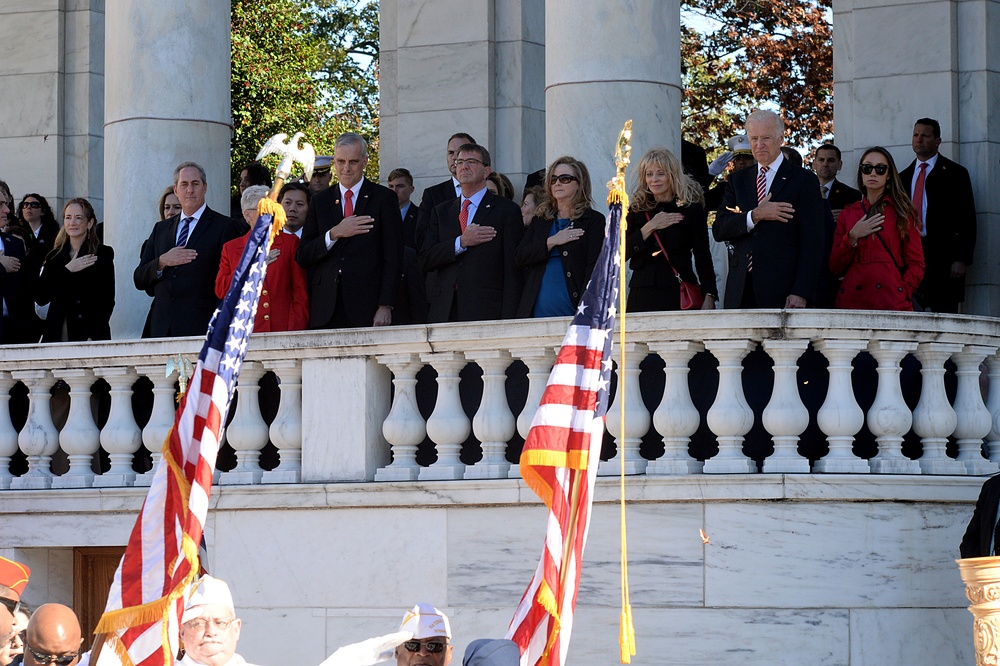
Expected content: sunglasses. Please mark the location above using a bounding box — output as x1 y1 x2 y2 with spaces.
550 174 579 184
402 640 449 654
860 163 889 175
24 644 79 665
21 201 41 209
0 597 19 616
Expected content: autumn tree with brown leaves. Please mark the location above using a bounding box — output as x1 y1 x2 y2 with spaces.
682 0 833 155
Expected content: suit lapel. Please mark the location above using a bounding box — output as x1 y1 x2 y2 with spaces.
185 209 211 248
352 179 373 217
768 160 793 199
471 191 497 228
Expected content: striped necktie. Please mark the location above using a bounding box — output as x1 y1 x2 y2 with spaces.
176 216 193 247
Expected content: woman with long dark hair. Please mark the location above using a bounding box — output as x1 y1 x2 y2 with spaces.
515 156 604 318
35 198 115 342
829 147 924 310
15 192 59 256
625 147 717 311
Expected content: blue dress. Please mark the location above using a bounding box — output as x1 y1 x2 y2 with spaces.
532 218 575 317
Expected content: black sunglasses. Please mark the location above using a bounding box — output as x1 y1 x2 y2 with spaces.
860 163 889 175
25 643 79 665
0 597 19 616
21 201 41 209
550 174 579 184
402 640 449 654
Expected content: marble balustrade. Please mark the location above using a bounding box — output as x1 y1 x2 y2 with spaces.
1 310 999 490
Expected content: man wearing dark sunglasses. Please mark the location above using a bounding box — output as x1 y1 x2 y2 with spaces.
0 556 30 645
394 603 453 666
21 604 82 666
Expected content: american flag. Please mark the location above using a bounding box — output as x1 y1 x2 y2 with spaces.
506 201 621 666
92 208 278 666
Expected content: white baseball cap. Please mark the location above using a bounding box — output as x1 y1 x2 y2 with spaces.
182 575 236 623
399 603 451 640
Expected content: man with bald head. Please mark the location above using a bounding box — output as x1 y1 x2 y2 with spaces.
22 604 83 666
0 556 30 645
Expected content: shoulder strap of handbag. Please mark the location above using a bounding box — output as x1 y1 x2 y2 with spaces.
645 212 683 284
862 199 905 275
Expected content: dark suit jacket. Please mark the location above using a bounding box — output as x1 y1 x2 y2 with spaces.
826 178 862 212
516 208 605 318
0 233 28 343
419 190 524 323
133 207 245 338
961 475 1000 558
401 202 418 250
682 139 712 191
900 154 976 310
714 159 824 308
36 244 115 342
296 178 403 328
415 179 458 251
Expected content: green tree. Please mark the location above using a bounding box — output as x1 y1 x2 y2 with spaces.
230 0 380 188
682 0 833 157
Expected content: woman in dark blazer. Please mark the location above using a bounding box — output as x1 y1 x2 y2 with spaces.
625 147 718 311
35 197 115 342
515 156 604 318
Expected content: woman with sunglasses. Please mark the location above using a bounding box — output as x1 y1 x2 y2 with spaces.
625 147 717 311
829 147 924 310
34 198 115 342
515 156 604 318
14 193 58 257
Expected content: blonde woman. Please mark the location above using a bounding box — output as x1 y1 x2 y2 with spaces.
626 147 717 311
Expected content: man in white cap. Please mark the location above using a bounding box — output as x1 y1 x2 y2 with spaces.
394 603 452 666
179 576 258 666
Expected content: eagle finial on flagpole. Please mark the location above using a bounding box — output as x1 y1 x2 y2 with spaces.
256 131 316 201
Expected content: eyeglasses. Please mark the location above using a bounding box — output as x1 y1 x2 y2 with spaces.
0 597 19 616
402 639 449 654
550 174 579 185
860 163 889 175
184 617 236 632
24 644 79 665
453 159 483 168
21 201 41 209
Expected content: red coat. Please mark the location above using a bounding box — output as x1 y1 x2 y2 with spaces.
829 199 925 311
215 231 309 332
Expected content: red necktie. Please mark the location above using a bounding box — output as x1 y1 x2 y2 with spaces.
756 165 768 203
344 189 354 217
912 163 927 229
459 199 471 232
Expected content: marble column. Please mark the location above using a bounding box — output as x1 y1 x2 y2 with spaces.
104 0 232 338
545 0 681 193
952 345 997 475
0 372 19 490
813 339 869 474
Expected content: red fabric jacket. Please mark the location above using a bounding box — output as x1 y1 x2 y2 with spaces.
215 231 309 332
829 199 925 311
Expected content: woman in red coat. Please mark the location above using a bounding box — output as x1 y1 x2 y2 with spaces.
215 185 309 332
829 147 924 311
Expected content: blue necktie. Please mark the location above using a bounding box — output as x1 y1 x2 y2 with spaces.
177 216 193 246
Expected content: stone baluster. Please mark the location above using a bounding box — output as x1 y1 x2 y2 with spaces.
913 342 965 475
600 342 651 476
262 360 304 484
703 340 756 474
953 345 998 475
985 353 1000 463
646 341 703 475
135 365 178 487
93 367 142 487
420 352 471 480
0 372 19 490
761 339 810 473
374 354 426 482
813 339 869 473
219 361 268 485
10 370 60 489
508 347 556 479
867 340 921 474
465 351 516 479
52 368 101 488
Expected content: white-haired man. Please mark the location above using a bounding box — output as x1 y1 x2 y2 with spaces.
179 576 258 666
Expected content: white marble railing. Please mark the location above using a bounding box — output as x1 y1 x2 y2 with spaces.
2 310 1000 490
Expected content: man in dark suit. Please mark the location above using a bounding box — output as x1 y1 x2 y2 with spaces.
414 132 476 250
900 117 977 313
0 195 28 344
813 143 862 219
418 143 523 322
713 110 824 309
134 162 245 338
296 132 403 328
961 475 1000 558
388 167 418 250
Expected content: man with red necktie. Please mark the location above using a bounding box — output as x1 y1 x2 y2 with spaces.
900 117 977 313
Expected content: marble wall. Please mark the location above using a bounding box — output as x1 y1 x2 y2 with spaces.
0 476 982 664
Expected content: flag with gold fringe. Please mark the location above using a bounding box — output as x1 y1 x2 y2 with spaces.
92 199 286 666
